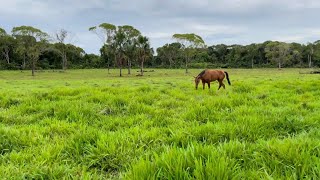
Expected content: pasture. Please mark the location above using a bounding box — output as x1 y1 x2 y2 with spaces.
0 69 319 179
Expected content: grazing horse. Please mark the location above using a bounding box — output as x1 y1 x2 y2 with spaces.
194 69 231 90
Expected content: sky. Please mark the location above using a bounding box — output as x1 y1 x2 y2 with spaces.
1 0 320 54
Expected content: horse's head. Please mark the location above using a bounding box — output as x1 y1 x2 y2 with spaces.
194 76 201 90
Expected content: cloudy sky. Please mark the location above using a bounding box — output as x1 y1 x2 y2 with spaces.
1 0 320 54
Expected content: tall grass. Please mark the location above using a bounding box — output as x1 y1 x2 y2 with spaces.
0 69 319 179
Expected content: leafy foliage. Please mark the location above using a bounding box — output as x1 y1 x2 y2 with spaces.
1 24 320 72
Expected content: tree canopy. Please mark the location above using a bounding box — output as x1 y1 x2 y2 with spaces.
1 24 320 73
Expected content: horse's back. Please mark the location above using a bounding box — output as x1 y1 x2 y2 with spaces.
202 69 225 81
207 69 225 77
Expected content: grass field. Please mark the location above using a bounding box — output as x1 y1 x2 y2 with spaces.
0 68 319 179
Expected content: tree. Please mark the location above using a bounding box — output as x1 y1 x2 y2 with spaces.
265 41 291 68
14 35 28 69
112 27 126 77
278 43 291 68
306 43 314 68
0 28 6 36
100 44 115 70
157 43 182 68
83 54 102 68
123 39 137 74
65 44 85 67
137 35 152 76
246 44 259 68
225 45 248 68
173 33 205 73
89 23 116 73
0 27 7 36
12 26 49 76
312 41 320 67
119 25 141 75
55 29 70 71
0 36 15 65
0 28 15 64
290 43 303 66
208 44 228 65
102 24 142 77
89 23 116 44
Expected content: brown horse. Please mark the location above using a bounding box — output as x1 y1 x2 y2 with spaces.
194 69 231 90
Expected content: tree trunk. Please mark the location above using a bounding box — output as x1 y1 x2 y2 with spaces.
62 51 67 71
118 54 123 77
64 53 67 71
32 60 35 76
251 57 254 69
3 48 10 64
308 54 312 68
5 52 10 64
107 63 110 74
141 59 144 76
310 48 314 68
128 60 131 75
278 59 281 69
21 53 26 69
107 55 111 74
185 57 188 74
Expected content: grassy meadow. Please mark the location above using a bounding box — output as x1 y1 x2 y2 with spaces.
0 68 319 179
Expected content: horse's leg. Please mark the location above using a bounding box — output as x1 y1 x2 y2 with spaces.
218 79 225 90
208 82 210 89
202 81 205 90
218 80 223 90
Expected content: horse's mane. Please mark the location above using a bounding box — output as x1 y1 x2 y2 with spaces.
197 70 206 77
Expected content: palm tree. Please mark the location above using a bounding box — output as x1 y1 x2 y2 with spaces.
113 29 126 77
137 35 151 76
124 39 137 75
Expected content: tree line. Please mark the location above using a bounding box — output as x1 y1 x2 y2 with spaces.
1 24 320 76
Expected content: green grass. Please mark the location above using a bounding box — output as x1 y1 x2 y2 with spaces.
0 68 319 179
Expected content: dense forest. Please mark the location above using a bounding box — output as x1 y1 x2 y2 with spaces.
1 24 320 76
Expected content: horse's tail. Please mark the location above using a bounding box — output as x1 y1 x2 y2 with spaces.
224 71 231 85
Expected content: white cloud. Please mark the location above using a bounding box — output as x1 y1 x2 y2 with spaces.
184 23 247 37
271 28 320 43
71 31 103 53
272 35 306 42
0 0 105 18
143 32 172 39
144 24 245 38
